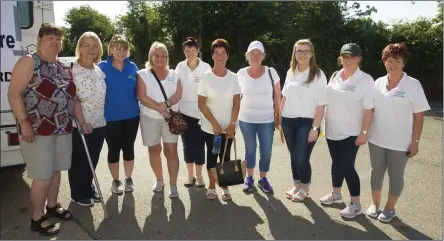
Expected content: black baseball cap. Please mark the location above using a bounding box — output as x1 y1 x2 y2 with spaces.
340 43 361 57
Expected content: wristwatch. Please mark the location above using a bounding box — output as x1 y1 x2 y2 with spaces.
361 130 368 135
311 127 319 131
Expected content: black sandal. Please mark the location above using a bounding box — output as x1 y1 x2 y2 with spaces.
30 216 59 236
46 203 73 220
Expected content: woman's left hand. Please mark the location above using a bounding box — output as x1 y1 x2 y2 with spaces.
308 129 318 143
226 123 236 138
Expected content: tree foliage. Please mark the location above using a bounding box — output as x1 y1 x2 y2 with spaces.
59 5 115 58
59 1 443 101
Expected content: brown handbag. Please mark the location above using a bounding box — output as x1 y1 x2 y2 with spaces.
151 69 188 135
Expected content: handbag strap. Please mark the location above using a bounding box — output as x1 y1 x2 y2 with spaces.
268 67 275 108
220 135 238 171
151 69 169 102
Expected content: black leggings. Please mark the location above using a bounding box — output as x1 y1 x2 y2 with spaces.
204 133 233 170
326 136 361 197
105 115 140 164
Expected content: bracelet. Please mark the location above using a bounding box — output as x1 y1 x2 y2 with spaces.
230 121 236 125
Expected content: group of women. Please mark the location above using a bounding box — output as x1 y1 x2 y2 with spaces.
8 23 430 236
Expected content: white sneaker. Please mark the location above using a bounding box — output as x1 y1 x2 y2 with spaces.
340 202 363 218
169 185 179 198
320 192 343 205
152 180 164 192
125 177 134 192
111 179 123 194
366 204 380 218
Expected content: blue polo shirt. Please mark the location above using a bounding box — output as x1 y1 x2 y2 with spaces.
98 57 140 122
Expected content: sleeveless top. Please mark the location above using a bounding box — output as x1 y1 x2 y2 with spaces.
19 53 77 136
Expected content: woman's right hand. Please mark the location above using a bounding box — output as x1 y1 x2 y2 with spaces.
212 122 222 135
156 102 168 113
20 121 35 143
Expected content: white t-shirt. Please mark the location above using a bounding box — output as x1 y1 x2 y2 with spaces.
237 66 279 123
197 70 241 134
368 73 430 151
281 67 328 119
325 68 374 140
175 58 211 119
71 61 107 129
138 69 180 119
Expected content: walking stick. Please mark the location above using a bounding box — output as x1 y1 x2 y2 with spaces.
74 118 110 219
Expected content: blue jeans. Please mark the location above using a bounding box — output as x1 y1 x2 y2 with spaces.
282 117 318 184
239 120 274 173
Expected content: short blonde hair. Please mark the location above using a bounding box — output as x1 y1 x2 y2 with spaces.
108 35 129 56
145 41 169 70
75 32 103 64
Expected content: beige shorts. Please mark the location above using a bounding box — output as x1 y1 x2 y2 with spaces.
140 114 178 147
20 134 72 180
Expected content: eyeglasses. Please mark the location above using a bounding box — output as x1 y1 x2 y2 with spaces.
295 50 311 56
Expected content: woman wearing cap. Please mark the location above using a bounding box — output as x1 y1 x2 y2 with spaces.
8 23 90 235
280 39 328 201
198 39 241 201
175 37 211 188
98 35 140 194
366 43 430 222
320 43 374 219
68 31 107 207
137 41 182 198
236 40 281 193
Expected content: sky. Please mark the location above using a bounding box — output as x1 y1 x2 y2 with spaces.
53 1 441 27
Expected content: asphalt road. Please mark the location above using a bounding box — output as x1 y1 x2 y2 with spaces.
1 115 442 240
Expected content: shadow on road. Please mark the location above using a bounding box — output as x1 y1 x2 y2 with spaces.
94 192 143 239
389 219 433 240
254 193 393 240
140 187 265 240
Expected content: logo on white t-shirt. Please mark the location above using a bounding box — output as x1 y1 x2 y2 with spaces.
194 76 202 82
167 76 176 82
393 91 406 98
343 84 356 92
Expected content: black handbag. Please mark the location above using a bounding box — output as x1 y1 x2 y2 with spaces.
210 136 246 187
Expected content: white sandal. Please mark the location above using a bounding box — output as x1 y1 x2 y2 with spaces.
206 189 217 200
285 186 300 199
221 188 232 201
291 189 309 202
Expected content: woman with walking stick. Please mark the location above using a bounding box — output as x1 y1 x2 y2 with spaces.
68 31 107 207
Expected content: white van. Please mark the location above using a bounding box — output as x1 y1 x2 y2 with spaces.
1 1 55 167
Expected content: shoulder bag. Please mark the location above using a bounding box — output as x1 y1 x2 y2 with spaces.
151 69 188 135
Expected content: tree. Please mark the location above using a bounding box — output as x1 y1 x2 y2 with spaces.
116 1 167 68
391 17 443 101
60 5 116 59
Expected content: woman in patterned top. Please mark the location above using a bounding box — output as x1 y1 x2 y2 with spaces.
7 23 91 236
68 32 107 207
